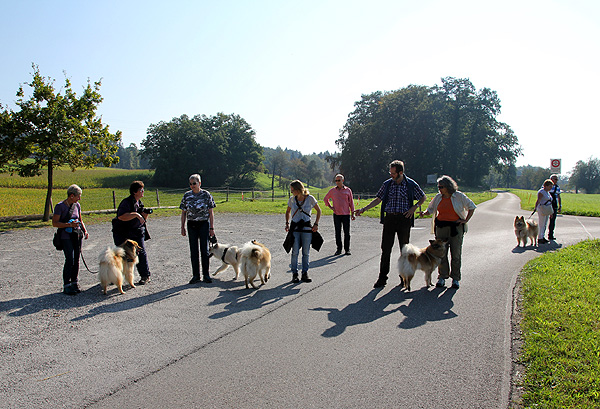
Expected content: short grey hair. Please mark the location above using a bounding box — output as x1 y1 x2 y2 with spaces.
67 184 82 198
189 174 201 184
437 175 458 195
335 174 344 181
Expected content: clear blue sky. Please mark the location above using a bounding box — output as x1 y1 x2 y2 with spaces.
1 0 598 176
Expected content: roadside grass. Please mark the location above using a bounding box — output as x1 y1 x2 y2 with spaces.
519 239 600 408
509 189 600 217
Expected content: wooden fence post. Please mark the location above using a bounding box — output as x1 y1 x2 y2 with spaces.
226 187 229 202
112 191 116 209
156 189 160 207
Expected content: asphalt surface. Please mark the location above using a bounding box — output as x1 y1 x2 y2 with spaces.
1 192 599 408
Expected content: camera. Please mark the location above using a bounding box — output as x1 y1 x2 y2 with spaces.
142 208 153 214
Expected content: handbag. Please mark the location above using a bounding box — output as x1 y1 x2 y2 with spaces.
538 199 554 216
53 230 63 251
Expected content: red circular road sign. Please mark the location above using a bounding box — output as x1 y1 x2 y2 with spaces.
551 159 561 168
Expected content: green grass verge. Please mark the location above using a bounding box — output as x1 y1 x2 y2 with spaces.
509 189 600 217
519 239 600 407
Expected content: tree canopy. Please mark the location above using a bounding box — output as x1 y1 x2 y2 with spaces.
141 113 263 187
0 64 121 220
335 77 521 191
570 157 600 193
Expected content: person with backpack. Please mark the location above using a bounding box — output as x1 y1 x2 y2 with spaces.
284 180 321 283
52 184 89 295
355 160 426 288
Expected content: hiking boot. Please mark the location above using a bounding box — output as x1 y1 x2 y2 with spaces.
436 278 446 288
301 272 312 283
189 276 201 284
451 279 460 289
292 273 300 283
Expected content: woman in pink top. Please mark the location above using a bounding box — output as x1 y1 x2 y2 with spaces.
324 174 355 255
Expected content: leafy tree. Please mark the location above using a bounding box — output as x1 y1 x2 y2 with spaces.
0 64 121 220
335 78 521 191
516 166 550 190
268 146 288 189
570 157 600 193
141 113 263 187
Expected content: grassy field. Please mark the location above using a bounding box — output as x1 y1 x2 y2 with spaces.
519 239 600 407
509 189 600 217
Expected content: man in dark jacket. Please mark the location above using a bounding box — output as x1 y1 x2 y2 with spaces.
355 160 426 288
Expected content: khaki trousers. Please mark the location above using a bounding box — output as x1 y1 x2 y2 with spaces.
435 223 464 281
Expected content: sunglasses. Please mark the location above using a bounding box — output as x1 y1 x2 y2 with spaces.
190 182 198 185
335 179 342 182
438 186 445 189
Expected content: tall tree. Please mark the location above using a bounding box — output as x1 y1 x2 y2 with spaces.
141 113 263 187
0 64 121 220
570 157 600 193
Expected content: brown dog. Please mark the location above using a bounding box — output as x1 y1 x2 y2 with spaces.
514 216 538 247
398 239 448 291
98 239 140 294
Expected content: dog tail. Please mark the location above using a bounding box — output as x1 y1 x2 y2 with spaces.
527 220 538 227
99 246 125 263
401 243 420 256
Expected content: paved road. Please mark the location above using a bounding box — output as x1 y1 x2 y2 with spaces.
1 192 599 408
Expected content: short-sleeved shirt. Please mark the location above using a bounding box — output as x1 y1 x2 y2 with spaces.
376 178 425 213
54 201 81 239
288 195 317 224
180 190 216 222
117 195 145 237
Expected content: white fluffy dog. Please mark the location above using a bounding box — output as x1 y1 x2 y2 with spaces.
239 240 272 289
98 239 140 294
209 243 241 279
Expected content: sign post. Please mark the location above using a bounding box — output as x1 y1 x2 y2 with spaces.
550 158 561 174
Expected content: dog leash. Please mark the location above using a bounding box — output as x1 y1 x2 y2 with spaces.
80 251 99 274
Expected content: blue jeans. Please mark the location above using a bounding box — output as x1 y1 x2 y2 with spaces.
187 220 210 278
291 231 312 273
61 234 81 286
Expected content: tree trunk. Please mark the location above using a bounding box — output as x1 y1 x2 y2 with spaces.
43 160 53 221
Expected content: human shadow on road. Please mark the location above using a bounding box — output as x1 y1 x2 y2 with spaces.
397 286 457 329
311 287 405 337
70 284 190 321
208 282 301 319
312 285 458 337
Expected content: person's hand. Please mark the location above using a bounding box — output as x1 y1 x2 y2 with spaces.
209 228 215 237
83 231 89 240
285 222 289 232
312 223 319 232
355 208 364 216
403 205 417 218
181 226 186 237
136 213 146 224
351 215 356 221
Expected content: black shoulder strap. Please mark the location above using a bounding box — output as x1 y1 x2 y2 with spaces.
295 196 312 218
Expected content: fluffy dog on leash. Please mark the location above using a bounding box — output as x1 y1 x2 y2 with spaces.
239 240 272 289
514 216 538 247
398 239 448 291
209 243 241 279
98 239 140 294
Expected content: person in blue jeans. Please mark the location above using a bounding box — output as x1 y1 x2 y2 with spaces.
285 180 321 283
180 174 216 284
52 184 89 295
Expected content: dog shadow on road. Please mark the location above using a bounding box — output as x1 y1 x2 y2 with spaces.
511 241 563 254
208 282 301 320
69 284 190 321
397 287 457 329
311 286 457 337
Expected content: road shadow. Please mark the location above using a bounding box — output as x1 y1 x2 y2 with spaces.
312 285 457 337
70 284 190 321
397 286 457 329
208 282 301 319
511 241 563 254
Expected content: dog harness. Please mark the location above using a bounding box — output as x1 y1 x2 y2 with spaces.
221 246 230 263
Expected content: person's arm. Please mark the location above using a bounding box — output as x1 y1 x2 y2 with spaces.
208 208 215 237
404 194 427 218
355 197 382 216
285 206 292 231
79 213 89 240
51 206 79 230
558 192 562 211
180 210 187 236
312 202 322 232
534 191 543 209
458 208 475 224
323 190 333 210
